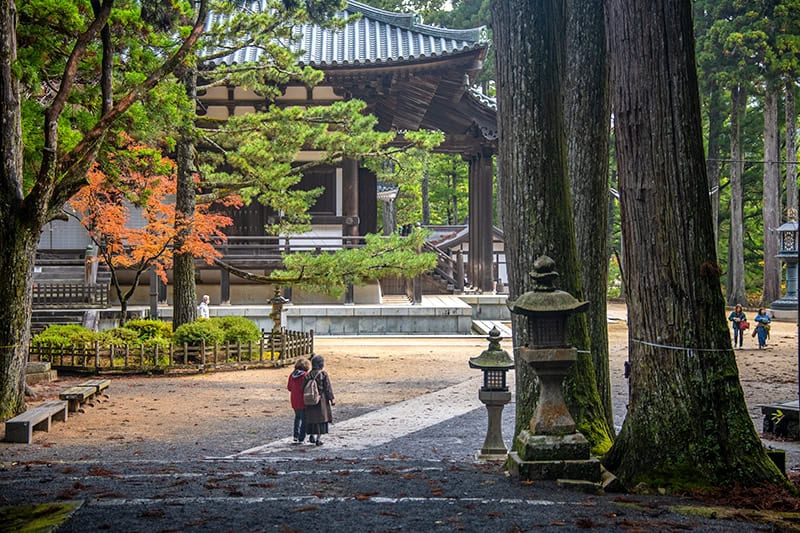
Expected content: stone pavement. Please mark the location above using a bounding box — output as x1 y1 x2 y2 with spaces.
0 374 782 531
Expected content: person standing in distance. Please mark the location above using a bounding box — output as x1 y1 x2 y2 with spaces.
198 294 210 319
304 355 335 445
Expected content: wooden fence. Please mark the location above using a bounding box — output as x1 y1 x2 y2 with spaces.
28 327 314 373
32 283 109 307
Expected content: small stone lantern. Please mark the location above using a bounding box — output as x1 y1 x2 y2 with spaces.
469 327 514 460
506 256 600 484
772 219 799 318
269 287 289 333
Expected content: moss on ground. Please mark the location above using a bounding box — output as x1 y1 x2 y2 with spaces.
0 501 83 532
670 505 800 532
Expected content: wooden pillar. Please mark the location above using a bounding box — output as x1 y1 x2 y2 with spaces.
468 152 495 293
149 268 159 320
342 158 359 304
220 269 230 305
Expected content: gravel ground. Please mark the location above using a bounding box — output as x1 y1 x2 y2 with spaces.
0 304 798 531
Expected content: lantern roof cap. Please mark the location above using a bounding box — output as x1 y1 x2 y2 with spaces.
469 327 514 369
777 220 799 232
507 256 589 316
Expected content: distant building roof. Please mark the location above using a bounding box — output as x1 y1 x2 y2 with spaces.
207 0 487 67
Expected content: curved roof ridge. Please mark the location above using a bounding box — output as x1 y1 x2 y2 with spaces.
345 0 485 42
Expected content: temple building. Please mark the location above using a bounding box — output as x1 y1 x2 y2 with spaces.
36 0 501 307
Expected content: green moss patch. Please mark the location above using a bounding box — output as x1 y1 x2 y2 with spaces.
671 505 800 532
0 501 83 532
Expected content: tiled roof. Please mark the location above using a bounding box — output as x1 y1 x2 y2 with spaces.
206 0 487 67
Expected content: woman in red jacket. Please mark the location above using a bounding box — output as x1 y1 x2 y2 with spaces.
287 357 311 443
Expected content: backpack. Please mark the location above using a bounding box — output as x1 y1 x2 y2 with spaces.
303 373 321 406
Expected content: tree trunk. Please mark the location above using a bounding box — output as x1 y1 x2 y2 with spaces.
604 0 784 489
0 0 29 421
0 221 38 420
727 84 746 306
787 81 797 218
705 79 724 245
172 68 199 328
565 0 613 432
382 200 396 235
492 0 612 453
763 84 781 304
421 159 430 225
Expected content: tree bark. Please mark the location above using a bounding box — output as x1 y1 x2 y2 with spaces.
727 84 746 306
763 84 781 304
565 0 613 432
493 0 612 453
0 0 30 420
604 0 784 489
173 68 199 328
787 81 797 218
705 79 724 245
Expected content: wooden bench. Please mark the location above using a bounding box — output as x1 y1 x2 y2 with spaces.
59 386 98 412
79 378 111 395
5 400 68 444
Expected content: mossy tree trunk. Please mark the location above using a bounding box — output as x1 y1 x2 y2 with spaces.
172 67 199 329
565 0 613 433
604 0 785 489
0 0 40 419
492 0 613 454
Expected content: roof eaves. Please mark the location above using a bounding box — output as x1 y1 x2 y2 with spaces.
345 0 486 43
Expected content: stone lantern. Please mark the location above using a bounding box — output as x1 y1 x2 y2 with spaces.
469 326 514 460
269 287 289 333
771 219 799 319
506 256 600 484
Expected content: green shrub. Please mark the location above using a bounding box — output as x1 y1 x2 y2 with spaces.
173 320 225 346
124 319 172 341
142 336 171 355
101 327 140 347
32 325 100 347
210 316 261 344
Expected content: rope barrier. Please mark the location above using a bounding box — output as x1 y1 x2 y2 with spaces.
631 338 732 353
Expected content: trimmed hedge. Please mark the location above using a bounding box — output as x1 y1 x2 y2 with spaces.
172 320 226 346
31 325 101 348
211 316 261 344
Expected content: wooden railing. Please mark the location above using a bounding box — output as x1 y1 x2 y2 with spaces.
28 327 314 373
32 283 109 307
213 235 368 264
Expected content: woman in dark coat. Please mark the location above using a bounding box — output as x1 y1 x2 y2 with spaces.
304 355 335 445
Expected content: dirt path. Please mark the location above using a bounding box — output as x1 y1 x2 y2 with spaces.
2 303 798 468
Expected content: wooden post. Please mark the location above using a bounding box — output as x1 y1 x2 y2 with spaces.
183 343 188 365
125 344 129 368
220 269 230 305
140 343 145 368
110 345 115 369
154 343 159 367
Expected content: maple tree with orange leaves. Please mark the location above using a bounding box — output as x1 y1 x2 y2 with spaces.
68 137 238 325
